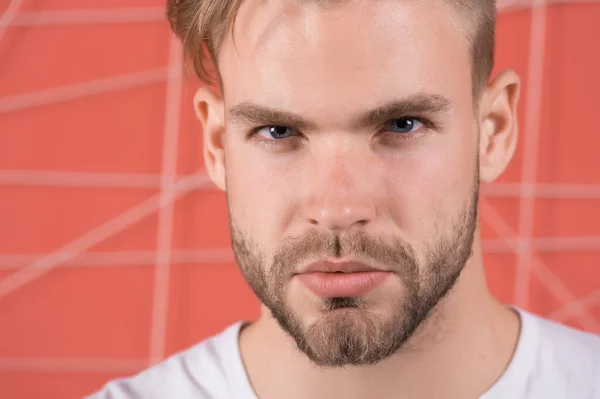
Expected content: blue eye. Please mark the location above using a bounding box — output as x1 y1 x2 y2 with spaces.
388 118 423 133
256 126 295 139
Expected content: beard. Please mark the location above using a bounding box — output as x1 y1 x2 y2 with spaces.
228 175 479 368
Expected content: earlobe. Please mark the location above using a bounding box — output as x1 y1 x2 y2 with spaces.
478 70 521 183
194 86 227 191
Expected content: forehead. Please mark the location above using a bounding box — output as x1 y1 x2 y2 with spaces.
218 0 473 118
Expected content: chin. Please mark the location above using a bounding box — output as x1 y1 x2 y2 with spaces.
271 296 413 368
302 307 401 367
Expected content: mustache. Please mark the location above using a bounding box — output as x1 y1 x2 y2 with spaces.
271 229 419 277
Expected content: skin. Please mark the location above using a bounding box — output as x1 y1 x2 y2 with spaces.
194 0 521 398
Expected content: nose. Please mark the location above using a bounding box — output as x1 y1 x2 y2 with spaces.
303 153 377 232
307 201 375 231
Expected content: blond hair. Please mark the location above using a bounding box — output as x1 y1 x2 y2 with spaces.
167 0 496 96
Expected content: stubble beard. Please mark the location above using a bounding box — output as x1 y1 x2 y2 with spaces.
228 177 479 367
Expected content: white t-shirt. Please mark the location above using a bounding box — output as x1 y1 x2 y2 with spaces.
87 309 600 399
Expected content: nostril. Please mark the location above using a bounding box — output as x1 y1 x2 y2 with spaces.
305 204 375 230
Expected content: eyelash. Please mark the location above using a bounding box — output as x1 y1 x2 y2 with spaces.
247 117 434 148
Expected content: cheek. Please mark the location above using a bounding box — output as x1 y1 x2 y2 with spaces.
224 140 298 241
385 129 478 240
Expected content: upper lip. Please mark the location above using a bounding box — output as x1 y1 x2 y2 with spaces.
297 260 387 274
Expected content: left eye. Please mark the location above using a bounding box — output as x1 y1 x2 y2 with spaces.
387 118 423 133
255 126 295 140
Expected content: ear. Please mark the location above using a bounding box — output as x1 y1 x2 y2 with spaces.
478 70 521 183
194 86 226 191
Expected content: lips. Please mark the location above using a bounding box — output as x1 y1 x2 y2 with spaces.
295 261 391 298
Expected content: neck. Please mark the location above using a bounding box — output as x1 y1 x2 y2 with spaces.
239 235 520 399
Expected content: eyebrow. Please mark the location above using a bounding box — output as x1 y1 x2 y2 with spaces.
228 93 452 130
229 102 316 130
356 94 452 128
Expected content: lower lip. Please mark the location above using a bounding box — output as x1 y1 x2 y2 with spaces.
296 271 391 298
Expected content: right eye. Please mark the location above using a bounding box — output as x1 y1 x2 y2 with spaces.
254 126 296 140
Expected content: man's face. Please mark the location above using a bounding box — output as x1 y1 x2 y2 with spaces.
218 0 481 366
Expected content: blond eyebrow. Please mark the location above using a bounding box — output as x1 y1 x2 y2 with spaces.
356 94 452 128
229 102 315 130
228 93 452 130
